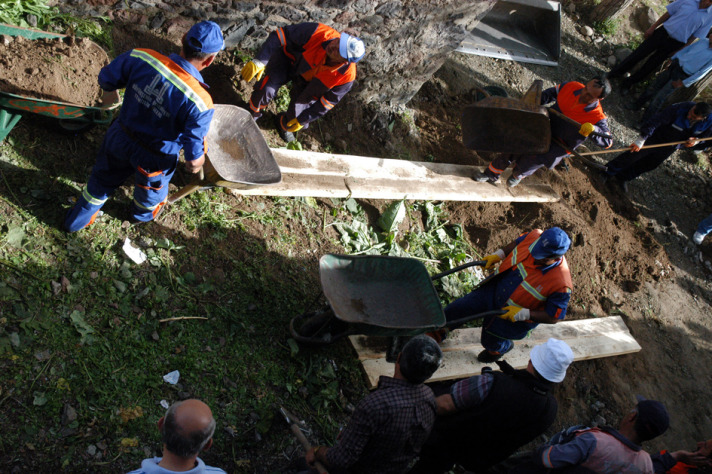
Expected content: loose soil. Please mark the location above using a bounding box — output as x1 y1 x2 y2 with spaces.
6 3 712 469
0 34 108 106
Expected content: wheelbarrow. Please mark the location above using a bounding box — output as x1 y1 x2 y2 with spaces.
461 80 551 155
0 23 121 141
168 104 282 203
289 254 504 361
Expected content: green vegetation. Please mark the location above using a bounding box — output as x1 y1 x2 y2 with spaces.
0 0 112 49
593 18 618 36
274 84 292 114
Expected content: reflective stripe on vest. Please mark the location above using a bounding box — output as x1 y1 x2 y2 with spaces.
496 229 573 310
130 49 214 113
299 24 356 89
555 82 606 125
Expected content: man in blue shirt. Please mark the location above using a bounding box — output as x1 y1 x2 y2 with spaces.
64 21 224 232
605 101 712 191
629 34 712 121
129 399 226 474
609 0 712 94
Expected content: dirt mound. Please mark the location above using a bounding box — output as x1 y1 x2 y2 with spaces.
0 35 108 106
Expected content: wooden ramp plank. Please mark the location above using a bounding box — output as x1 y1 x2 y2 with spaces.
350 316 641 389
231 149 559 203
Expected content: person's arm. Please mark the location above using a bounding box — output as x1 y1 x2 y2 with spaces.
533 432 597 468
682 57 712 87
540 85 559 106
322 400 377 470
646 12 670 38
179 107 214 173
440 372 494 415
97 51 133 91
306 445 331 468
532 289 571 325
254 22 317 64
587 118 613 149
436 394 457 415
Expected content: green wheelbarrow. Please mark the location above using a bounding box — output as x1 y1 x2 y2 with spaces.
289 254 503 360
0 23 122 142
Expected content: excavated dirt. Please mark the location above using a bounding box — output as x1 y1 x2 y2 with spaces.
0 34 108 106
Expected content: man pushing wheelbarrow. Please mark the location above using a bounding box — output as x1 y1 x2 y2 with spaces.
434 227 573 363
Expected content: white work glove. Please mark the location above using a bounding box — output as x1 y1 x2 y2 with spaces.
631 138 646 152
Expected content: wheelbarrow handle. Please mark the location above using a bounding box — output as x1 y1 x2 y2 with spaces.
431 261 487 281
442 309 507 330
548 108 613 140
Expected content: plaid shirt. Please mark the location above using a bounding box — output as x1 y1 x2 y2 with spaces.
326 376 436 473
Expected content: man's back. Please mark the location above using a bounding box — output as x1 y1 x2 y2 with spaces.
326 376 436 474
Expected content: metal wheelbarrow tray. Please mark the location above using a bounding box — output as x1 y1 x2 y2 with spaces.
0 23 121 141
168 104 282 203
290 254 501 352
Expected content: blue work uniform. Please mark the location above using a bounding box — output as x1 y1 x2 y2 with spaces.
444 233 571 355
64 49 214 232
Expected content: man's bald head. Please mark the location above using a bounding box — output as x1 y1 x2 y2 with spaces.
161 399 216 458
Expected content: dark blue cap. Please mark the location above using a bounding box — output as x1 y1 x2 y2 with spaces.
635 395 670 441
186 21 225 54
530 227 571 260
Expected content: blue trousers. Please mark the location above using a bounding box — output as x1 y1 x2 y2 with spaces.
698 213 712 236
247 51 312 128
64 122 177 232
444 282 536 354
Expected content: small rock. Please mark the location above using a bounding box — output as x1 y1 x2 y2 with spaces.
594 37 603 44
615 47 632 62
580 25 594 37
62 404 77 425
96 441 107 451
26 14 38 27
151 331 160 341
224 426 236 437
51 281 62 295
565 2 576 13
594 415 607 426
0 35 11 46
254 431 262 442
637 6 657 31
86 445 97 456
61 276 71 292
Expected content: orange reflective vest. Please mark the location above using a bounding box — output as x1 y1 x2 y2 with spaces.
555 81 606 125
495 230 573 312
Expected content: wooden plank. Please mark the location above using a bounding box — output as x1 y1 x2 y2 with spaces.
230 149 559 203
351 316 641 389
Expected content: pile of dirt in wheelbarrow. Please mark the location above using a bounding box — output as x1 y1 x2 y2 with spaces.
0 35 108 106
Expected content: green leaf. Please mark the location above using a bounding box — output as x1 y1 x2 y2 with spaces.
286 140 303 151
287 338 299 357
5 226 26 247
33 392 47 406
303 196 318 208
344 198 361 215
377 200 406 233
69 310 95 345
9 332 20 348
113 280 127 293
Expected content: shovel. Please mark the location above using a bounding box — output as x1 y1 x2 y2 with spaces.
462 80 551 154
279 406 329 474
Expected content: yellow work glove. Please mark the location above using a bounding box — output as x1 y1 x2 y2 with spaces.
241 60 265 82
578 122 595 137
499 305 531 323
285 118 303 132
482 249 506 270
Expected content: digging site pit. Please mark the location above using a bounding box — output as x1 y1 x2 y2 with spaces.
4 3 712 468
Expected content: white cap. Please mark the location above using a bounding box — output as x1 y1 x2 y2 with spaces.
530 338 574 383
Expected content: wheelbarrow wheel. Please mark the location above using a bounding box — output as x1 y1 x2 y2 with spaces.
55 119 95 135
289 307 353 346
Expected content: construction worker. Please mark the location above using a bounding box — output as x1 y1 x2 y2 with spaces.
241 23 365 143
604 101 712 193
441 227 573 363
627 33 712 122
473 77 613 187
409 338 574 474
64 21 224 232
303 335 441 474
608 0 712 95
652 439 712 472
512 396 670 473
693 213 712 245
129 399 225 474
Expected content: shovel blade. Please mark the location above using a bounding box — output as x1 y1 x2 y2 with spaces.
462 96 551 154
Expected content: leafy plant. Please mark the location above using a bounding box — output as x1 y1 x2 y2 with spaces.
275 84 292 113
593 18 618 36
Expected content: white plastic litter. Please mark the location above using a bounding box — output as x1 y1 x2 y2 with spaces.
123 237 147 264
163 370 180 385
160 400 170 409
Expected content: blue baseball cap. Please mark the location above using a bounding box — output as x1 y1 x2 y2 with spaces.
339 32 365 63
185 21 225 54
635 395 670 441
530 227 571 260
